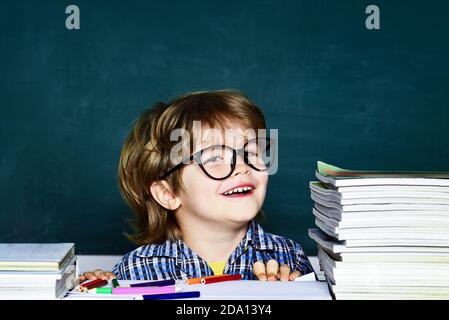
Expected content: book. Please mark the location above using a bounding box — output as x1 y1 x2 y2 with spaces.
317 161 449 179
0 243 75 271
318 247 449 286
310 181 449 204
313 204 449 226
0 243 78 299
311 193 449 212
309 228 449 253
0 256 79 299
316 164 449 188
309 162 449 299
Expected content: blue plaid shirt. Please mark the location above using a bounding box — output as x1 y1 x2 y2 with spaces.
112 219 313 280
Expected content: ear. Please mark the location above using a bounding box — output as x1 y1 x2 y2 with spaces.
150 180 181 211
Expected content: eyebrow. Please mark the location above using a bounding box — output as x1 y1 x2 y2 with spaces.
195 140 220 153
197 137 253 152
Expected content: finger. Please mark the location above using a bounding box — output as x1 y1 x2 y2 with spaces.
104 272 116 280
79 275 86 283
253 261 267 281
266 259 279 281
289 270 302 281
279 264 290 281
93 269 104 278
99 274 109 280
83 272 97 281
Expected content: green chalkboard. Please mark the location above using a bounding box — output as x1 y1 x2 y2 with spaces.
1 0 448 254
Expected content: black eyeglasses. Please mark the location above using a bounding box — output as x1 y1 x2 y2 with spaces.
159 137 275 180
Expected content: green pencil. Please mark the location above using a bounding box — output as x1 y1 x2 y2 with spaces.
112 279 120 287
89 287 113 294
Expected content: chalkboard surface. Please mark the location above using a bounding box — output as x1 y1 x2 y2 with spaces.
1 0 448 254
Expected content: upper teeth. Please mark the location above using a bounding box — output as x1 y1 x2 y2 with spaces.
223 186 253 195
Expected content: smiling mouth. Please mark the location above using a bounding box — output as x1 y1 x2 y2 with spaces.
221 187 255 198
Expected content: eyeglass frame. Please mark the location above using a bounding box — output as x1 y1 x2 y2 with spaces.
159 137 273 181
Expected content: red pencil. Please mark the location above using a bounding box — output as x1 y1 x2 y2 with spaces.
79 279 108 292
78 278 103 291
201 274 243 284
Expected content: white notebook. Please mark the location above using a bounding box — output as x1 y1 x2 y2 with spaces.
0 243 75 271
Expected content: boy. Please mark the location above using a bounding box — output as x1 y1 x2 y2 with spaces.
80 90 313 282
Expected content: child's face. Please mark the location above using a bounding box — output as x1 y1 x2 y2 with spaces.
176 121 268 227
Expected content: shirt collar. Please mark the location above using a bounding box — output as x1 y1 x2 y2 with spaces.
135 219 276 259
135 239 180 259
245 219 276 251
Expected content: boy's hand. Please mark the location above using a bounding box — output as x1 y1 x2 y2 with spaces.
79 269 116 283
253 260 302 281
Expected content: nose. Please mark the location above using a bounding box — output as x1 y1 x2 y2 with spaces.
232 154 251 176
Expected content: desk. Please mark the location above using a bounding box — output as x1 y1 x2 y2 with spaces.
66 279 332 300
67 256 331 300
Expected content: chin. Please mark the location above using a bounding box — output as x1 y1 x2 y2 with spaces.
225 210 259 225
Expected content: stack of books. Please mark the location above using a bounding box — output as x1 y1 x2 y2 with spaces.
308 161 449 299
0 243 78 299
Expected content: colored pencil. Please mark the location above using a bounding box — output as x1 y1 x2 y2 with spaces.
129 279 176 287
201 274 243 284
79 279 108 292
135 291 201 300
88 285 181 295
185 275 222 285
112 278 120 288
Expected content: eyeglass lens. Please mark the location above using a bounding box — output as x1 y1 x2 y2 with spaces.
198 138 273 179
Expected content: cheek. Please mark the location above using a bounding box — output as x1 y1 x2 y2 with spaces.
256 172 269 188
255 174 268 199
181 166 220 197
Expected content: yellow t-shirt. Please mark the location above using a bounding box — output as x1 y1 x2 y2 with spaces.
208 261 226 276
